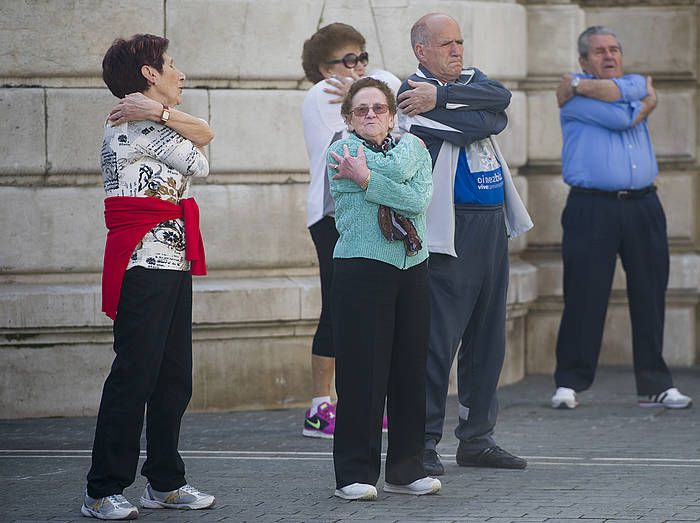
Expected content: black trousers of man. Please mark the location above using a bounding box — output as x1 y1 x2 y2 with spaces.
555 188 674 395
332 258 429 489
87 267 193 499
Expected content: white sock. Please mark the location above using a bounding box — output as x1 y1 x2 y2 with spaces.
310 396 331 416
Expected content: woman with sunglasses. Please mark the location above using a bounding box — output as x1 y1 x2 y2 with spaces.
300 23 400 440
326 77 440 500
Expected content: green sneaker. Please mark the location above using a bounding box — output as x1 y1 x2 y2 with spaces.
140 482 215 510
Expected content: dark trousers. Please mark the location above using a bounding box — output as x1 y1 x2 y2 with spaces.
87 267 193 498
332 258 429 489
555 189 673 395
424 205 508 451
309 216 339 358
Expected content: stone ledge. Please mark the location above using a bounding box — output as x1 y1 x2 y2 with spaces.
525 300 697 375
0 263 537 418
0 260 540 332
532 252 700 299
507 260 539 306
0 275 322 330
0 333 315 419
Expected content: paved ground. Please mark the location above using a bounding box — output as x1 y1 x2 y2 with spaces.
1 367 699 523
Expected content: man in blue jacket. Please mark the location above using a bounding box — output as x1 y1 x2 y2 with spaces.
551 26 692 410
398 12 532 475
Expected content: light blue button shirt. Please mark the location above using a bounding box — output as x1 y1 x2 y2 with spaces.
560 73 658 191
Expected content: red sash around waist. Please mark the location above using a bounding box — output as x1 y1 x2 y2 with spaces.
101 196 206 320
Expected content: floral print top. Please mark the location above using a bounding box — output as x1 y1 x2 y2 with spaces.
100 119 209 271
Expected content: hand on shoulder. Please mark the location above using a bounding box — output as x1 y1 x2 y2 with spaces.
556 74 576 108
322 73 359 104
108 92 161 126
397 79 437 116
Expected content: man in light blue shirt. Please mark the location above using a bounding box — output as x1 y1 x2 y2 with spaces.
551 26 692 410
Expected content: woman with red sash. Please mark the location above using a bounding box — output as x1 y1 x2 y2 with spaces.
82 34 214 520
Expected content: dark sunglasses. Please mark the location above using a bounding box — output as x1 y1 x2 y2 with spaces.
350 103 390 118
326 51 369 69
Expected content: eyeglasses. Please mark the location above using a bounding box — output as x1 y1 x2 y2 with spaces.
350 103 390 118
326 51 369 69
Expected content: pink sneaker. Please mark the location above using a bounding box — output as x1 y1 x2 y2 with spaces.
302 401 336 439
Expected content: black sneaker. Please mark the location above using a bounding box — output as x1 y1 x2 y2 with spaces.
423 448 445 476
456 444 527 469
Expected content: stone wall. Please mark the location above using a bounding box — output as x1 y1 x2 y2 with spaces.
0 0 697 418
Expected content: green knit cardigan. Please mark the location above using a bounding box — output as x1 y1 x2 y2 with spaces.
327 132 433 269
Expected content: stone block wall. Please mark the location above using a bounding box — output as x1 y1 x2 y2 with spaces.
0 0 697 418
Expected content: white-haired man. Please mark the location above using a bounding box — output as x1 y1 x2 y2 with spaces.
398 12 532 475
551 26 692 410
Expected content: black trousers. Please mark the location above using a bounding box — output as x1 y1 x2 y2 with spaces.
555 189 673 395
87 267 193 498
332 258 429 489
309 216 339 358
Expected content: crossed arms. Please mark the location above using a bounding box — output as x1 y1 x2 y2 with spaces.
327 135 433 218
556 73 658 129
109 92 214 148
397 68 511 147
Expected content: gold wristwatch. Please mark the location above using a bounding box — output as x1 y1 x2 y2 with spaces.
160 105 171 124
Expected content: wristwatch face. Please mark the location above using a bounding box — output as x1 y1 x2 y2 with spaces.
161 107 170 123
571 77 580 88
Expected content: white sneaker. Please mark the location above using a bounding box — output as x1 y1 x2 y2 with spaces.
639 387 692 409
81 493 138 520
551 387 578 409
334 483 377 501
384 477 441 496
140 483 215 510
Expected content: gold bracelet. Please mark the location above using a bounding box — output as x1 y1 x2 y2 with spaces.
360 172 371 190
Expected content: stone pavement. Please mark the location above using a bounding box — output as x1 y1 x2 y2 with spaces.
1 367 699 523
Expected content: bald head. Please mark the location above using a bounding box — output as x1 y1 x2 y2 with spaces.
410 13 464 83
411 13 456 51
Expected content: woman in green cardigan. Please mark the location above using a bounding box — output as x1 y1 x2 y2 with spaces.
327 77 440 501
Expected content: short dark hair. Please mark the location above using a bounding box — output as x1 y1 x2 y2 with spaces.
301 23 365 84
578 26 622 57
102 34 169 98
340 77 397 121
